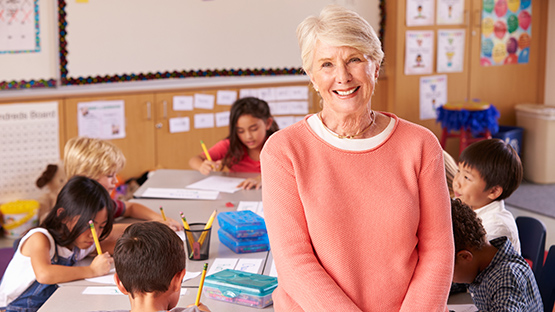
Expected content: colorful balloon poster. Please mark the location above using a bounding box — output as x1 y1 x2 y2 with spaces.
437 29 466 73
405 30 434 75
480 0 531 66
420 75 447 120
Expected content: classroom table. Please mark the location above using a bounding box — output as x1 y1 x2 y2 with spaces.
133 169 263 202
42 170 275 311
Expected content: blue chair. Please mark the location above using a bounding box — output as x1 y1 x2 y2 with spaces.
539 245 555 312
516 216 547 280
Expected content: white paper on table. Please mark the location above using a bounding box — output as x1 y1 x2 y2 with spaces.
215 111 230 128
173 96 193 111
207 258 239 276
82 286 188 296
194 113 215 129
447 304 478 312
235 258 263 274
237 201 264 218
186 176 243 193
169 117 191 133
183 271 201 283
194 93 215 110
141 188 219 200
86 268 116 284
217 90 237 105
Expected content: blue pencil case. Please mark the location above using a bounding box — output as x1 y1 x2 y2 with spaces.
217 210 267 238
218 228 270 254
203 269 277 308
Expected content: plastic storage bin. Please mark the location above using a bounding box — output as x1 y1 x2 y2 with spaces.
217 210 267 238
515 104 555 184
218 228 270 253
493 126 523 156
204 269 278 309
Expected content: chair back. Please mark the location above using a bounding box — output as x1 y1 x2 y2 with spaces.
539 245 555 312
516 216 547 280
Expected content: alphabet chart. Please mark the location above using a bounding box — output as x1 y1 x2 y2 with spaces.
0 102 60 203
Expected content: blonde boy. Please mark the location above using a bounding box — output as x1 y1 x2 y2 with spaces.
64 137 181 253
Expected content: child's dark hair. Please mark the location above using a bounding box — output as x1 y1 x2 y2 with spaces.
459 138 523 200
224 97 279 169
36 164 58 188
113 221 185 298
452 198 487 253
40 176 114 248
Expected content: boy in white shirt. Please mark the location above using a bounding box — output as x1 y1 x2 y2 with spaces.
453 138 522 254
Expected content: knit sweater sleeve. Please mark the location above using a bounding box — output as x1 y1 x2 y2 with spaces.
261 133 362 311
399 141 454 311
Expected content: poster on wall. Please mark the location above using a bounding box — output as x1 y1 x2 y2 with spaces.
437 29 465 73
0 0 40 53
420 75 447 120
0 102 59 202
436 0 465 25
406 0 435 26
405 30 434 75
480 0 531 66
77 100 126 140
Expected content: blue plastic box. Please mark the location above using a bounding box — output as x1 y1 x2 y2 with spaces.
217 210 267 238
493 125 523 156
203 269 277 308
218 228 270 254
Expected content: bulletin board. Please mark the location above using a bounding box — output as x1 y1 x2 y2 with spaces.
59 0 381 86
0 0 57 90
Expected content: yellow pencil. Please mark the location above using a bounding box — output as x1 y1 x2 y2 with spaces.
200 140 212 161
195 263 208 306
189 210 217 258
159 206 167 221
89 220 102 255
180 212 195 251
198 210 217 246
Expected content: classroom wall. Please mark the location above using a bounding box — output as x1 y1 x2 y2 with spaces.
545 1 555 105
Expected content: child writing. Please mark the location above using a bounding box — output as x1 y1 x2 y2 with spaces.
453 138 522 253
106 221 210 312
0 176 115 312
451 198 543 311
189 97 279 190
64 136 181 253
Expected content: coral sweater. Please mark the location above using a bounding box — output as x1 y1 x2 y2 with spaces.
261 113 454 311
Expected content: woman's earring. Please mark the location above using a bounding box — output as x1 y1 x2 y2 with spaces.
313 85 319 92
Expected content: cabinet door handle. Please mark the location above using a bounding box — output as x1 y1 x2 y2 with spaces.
163 100 168 119
146 102 151 120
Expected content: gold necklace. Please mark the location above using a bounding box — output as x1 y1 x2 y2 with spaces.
317 111 375 139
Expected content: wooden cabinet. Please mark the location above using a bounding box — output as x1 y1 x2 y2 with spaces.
64 93 156 180
61 82 320 181
383 0 548 157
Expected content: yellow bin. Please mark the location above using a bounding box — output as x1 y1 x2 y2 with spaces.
1 200 39 239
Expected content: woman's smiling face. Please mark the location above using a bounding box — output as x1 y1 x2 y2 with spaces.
308 40 379 116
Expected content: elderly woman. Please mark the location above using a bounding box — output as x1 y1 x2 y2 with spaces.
261 5 453 311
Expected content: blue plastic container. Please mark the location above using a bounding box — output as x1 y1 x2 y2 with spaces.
218 228 270 254
204 269 278 308
493 125 523 156
217 210 267 238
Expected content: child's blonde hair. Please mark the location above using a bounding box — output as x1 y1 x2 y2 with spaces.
64 137 126 179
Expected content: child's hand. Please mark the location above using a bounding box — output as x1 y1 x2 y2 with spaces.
186 302 211 312
90 252 113 276
161 218 182 232
237 175 261 190
199 160 222 175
